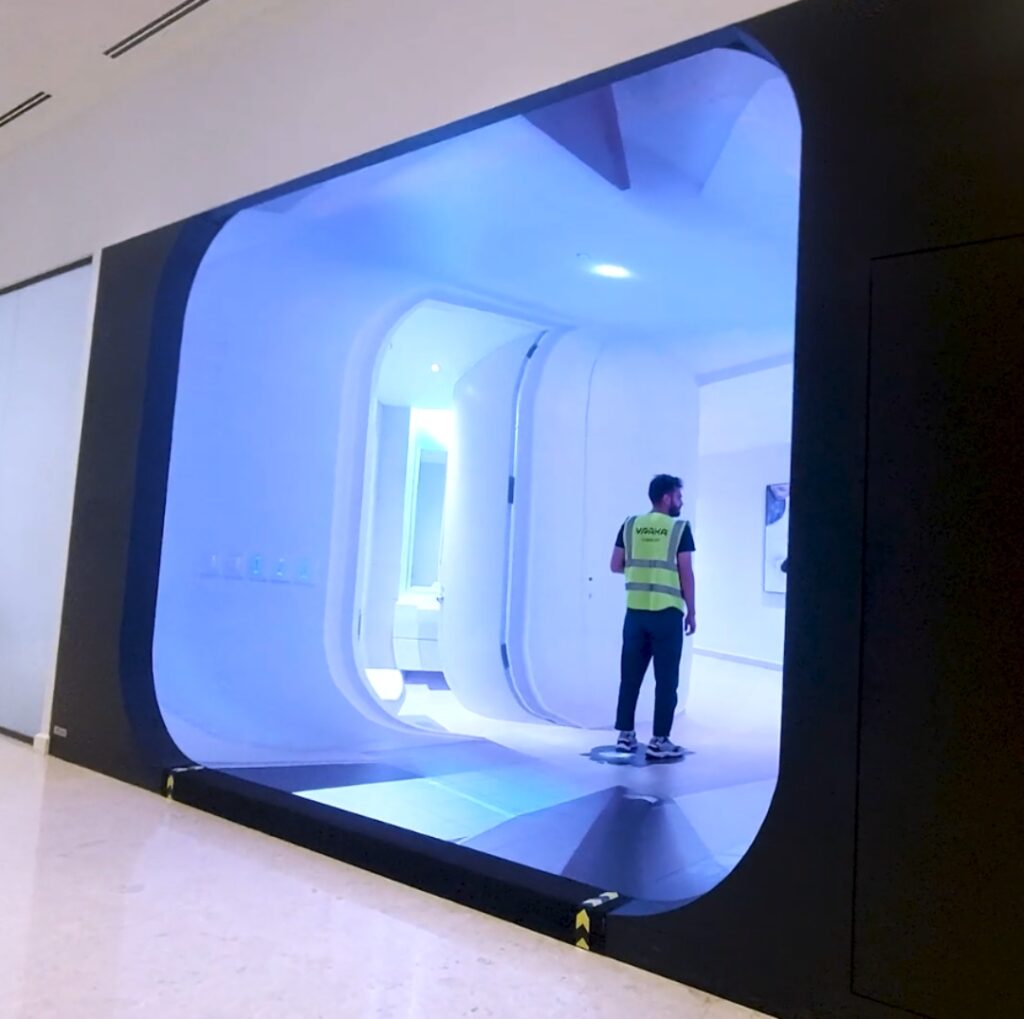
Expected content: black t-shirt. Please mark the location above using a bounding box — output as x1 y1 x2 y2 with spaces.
616 519 696 553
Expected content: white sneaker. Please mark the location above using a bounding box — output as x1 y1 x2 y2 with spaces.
646 736 684 760
616 730 639 753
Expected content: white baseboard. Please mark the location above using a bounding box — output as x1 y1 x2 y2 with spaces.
33 733 50 754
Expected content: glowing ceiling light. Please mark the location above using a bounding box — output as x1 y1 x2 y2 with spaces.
591 263 632 279
430 362 441 373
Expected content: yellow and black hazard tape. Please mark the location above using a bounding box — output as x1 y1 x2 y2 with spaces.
574 891 621 951
163 765 205 801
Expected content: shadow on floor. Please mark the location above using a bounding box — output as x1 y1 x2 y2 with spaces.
584 744 695 767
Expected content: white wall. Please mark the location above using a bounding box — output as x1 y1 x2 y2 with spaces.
694 363 792 666
362 403 409 669
517 330 700 728
582 337 700 721
440 337 537 721
152 213 449 764
0 0 786 291
0 265 95 740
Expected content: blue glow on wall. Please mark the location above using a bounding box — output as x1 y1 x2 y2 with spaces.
152 45 800 909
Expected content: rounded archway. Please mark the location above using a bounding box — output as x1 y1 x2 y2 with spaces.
152 42 800 909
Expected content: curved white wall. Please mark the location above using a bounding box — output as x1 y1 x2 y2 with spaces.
154 220 717 760
510 329 601 723
151 229 790 762
516 331 699 728
361 403 410 671
439 338 537 721
153 217 446 765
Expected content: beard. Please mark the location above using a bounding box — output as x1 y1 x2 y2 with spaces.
668 505 682 518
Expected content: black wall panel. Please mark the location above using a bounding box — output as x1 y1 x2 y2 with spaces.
50 219 220 787
854 237 1024 1018
606 3 1024 1015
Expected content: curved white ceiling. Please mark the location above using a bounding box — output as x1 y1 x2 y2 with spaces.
217 47 801 376
376 301 541 408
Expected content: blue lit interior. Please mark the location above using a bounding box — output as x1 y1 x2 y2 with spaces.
153 46 801 911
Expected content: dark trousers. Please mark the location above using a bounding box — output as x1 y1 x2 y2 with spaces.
615 608 683 738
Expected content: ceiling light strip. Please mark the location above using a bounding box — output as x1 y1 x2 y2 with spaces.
104 0 216 59
0 92 52 130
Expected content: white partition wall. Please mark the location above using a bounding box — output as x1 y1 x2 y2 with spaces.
515 331 699 729
509 329 602 724
0 264 94 742
439 336 538 721
695 362 793 666
361 403 410 671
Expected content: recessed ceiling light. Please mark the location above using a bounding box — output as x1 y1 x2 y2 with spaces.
591 263 632 279
430 363 441 373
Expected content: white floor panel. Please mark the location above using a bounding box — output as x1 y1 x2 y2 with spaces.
288 657 783 902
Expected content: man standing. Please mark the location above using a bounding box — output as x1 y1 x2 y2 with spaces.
610 474 696 760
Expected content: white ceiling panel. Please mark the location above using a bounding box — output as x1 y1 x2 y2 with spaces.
0 0 287 159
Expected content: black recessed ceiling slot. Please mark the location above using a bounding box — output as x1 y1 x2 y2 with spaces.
104 0 216 59
0 92 52 130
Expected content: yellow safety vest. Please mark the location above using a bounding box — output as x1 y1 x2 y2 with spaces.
623 512 687 612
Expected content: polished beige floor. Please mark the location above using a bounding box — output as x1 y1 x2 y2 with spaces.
0 736 767 1019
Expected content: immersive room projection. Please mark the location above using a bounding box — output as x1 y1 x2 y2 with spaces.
153 45 800 909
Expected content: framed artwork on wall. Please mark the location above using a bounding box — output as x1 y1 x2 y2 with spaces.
764 482 790 594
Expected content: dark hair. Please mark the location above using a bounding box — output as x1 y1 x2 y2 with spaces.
649 474 682 504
